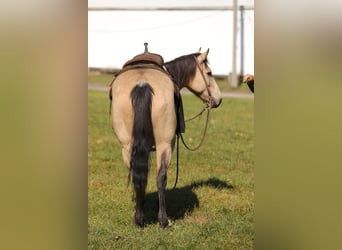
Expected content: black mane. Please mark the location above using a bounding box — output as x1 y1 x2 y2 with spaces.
164 53 207 88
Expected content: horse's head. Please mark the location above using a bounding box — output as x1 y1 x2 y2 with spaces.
190 49 222 108
164 49 222 108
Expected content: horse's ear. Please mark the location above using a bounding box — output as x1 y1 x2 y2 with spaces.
198 48 209 63
197 47 201 53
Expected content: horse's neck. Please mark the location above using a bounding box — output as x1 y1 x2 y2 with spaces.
164 55 198 90
164 64 187 89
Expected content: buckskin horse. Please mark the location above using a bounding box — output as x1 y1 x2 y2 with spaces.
110 43 222 228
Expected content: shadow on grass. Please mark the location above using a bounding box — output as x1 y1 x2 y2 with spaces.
144 177 233 225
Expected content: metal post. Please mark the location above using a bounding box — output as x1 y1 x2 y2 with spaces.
240 5 245 82
231 0 238 88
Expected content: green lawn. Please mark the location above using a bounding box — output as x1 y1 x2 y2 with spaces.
88 90 254 249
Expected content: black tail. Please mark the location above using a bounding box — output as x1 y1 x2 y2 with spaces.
130 82 154 226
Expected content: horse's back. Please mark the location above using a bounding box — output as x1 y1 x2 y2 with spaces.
112 68 173 96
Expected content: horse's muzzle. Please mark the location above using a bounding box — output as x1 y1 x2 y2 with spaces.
211 97 222 108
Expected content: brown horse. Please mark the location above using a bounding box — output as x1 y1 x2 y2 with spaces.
110 46 221 228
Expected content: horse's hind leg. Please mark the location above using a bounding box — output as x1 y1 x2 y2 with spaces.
156 143 172 228
121 145 131 169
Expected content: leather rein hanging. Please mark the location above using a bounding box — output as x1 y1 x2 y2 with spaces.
173 56 213 189
178 56 213 151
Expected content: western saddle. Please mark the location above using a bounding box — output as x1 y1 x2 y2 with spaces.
110 43 185 134
117 43 166 75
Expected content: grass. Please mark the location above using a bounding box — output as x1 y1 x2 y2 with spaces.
88 89 254 249
88 71 115 87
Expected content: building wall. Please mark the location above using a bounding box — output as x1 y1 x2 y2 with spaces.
88 8 254 75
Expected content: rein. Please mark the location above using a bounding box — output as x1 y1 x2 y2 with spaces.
179 104 211 151
173 56 213 189
174 106 211 189
179 56 212 151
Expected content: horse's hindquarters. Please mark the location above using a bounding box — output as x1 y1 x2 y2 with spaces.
112 69 177 150
111 68 177 227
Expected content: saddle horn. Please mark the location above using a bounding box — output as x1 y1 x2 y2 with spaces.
144 42 149 53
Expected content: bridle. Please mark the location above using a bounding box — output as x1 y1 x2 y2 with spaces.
193 55 212 103
173 55 213 188
178 56 213 150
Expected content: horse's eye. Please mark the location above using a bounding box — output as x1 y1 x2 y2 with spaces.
207 72 212 76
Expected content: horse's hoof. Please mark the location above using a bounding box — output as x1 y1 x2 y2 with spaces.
159 218 169 228
134 217 144 228
134 220 144 228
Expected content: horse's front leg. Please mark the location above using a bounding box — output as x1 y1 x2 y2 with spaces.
156 143 172 228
